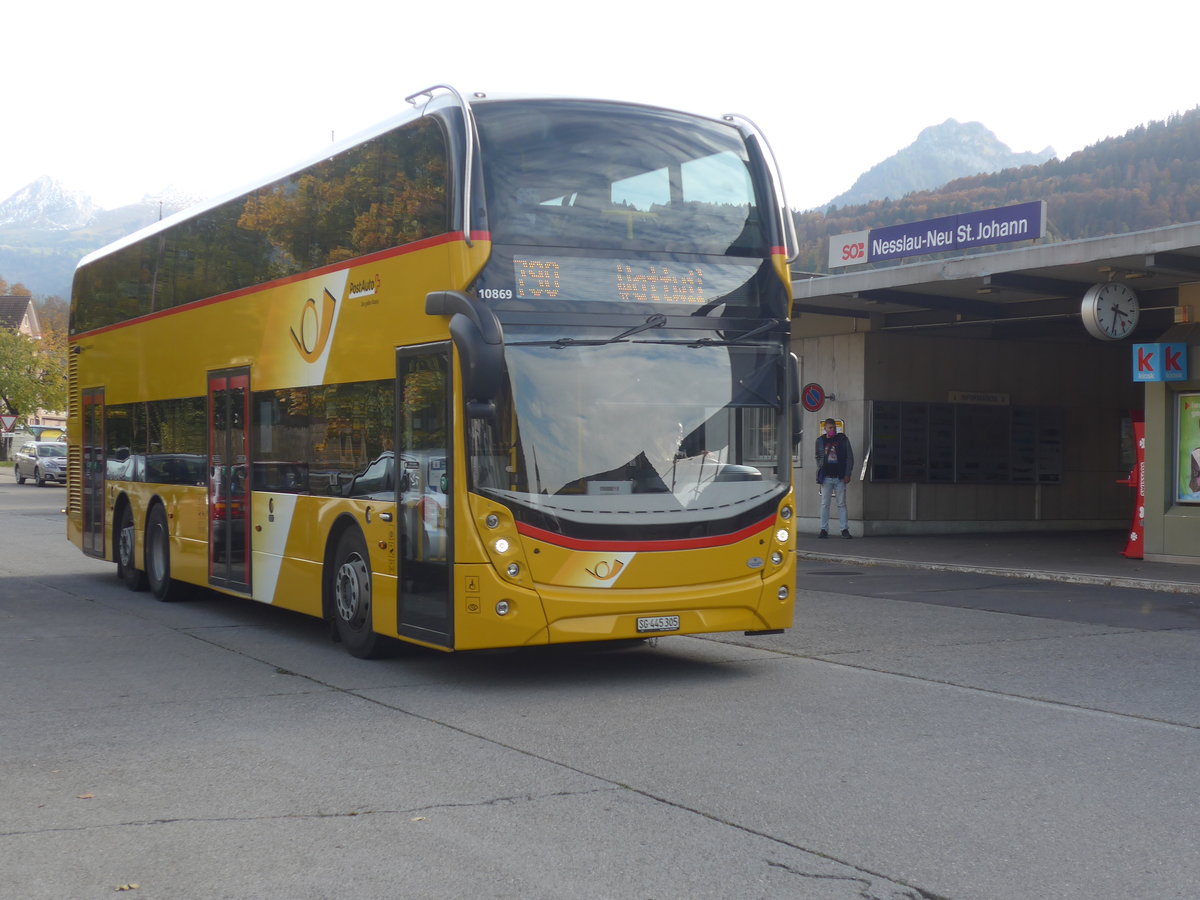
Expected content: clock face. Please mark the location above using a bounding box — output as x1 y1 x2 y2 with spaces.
1081 282 1140 340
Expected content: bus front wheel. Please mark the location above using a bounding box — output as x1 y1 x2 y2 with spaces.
116 503 148 592
330 529 386 658
145 505 181 602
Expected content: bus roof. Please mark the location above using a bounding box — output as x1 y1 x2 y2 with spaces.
74 89 741 273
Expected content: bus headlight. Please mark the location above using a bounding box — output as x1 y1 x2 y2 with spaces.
780 505 793 520
771 551 784 565
496 600 511 616
506 562 520 577
486 514 500 529
494 538 510 553
777 586 790 600
775 528 790 543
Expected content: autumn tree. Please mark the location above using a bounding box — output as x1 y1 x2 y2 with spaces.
0 328 67 421
36 296 69 336
0 277 32 297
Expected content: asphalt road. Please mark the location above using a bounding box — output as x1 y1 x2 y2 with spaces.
2 479 1198 899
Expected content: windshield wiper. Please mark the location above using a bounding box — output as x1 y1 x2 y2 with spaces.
693 319 781 347
608 313 667 341
510 313 667 348
635 319 784 348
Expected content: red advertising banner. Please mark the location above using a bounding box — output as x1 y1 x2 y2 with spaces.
1118 416 1146 558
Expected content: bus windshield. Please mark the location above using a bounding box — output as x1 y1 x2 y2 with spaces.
471 328 789 537
474 100 766 257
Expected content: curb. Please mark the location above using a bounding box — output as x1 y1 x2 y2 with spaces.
796 550 1200 595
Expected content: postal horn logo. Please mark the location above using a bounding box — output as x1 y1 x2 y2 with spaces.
290 288 337 362
584 559 625 581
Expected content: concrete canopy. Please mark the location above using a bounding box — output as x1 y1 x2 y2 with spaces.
792 222 1200 340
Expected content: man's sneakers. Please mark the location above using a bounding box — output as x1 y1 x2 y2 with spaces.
842 529 852 539
819 529 853 539
818 530 828 539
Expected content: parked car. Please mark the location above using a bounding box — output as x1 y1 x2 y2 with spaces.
14 440 67 486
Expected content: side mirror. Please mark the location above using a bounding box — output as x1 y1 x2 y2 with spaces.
788 353 803 448
787 352 801 402
426 291 505 413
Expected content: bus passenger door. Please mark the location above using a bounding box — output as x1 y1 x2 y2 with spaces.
208 370 251 592
395 346 453 647
81 387 105 558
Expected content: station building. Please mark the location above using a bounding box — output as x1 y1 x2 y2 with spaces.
790 220 1200 566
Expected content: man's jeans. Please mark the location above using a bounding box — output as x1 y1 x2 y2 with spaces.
819 476 848 532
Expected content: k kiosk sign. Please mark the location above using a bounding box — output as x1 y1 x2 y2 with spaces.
1132 343 1189 382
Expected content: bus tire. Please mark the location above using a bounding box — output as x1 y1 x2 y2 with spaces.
330 528 386 658
116 502 148 592
145 504 181 602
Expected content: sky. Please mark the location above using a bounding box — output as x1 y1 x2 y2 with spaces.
5 0 1198 213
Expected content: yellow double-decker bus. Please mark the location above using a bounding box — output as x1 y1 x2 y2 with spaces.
68 86 800 656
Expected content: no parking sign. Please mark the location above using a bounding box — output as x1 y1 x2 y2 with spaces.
801 383 825 412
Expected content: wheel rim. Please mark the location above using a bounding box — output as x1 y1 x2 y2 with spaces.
148 524 167 584
119 520 135 568
334 553 371 628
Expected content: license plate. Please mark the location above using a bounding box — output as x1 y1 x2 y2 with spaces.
636 615 680 633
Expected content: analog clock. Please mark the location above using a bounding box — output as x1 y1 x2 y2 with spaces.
1081 282 1140 341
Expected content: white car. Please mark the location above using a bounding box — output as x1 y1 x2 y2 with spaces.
14 440 67 486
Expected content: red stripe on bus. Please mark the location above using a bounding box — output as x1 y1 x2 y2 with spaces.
515 515 776 552
70 231 484 340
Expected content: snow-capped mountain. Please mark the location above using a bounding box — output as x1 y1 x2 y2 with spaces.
0 179 202 298
0 176 98 230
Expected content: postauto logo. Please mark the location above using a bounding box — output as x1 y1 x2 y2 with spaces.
290 288 338 363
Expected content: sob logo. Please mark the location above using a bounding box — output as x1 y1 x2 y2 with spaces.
829 230 870 269
841 241 866 261
290 288 338 363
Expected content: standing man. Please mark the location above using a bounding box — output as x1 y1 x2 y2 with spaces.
815 417 853 538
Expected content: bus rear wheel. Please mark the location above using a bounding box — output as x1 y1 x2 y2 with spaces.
145 505 181 602
331 529 387 658
116 503 148 591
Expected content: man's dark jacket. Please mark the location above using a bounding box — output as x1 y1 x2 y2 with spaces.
814 432 854 484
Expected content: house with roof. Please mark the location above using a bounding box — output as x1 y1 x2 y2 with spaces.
0 295 66 454
0 295 42 337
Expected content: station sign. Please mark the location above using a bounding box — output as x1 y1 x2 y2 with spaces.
828 201 1047 268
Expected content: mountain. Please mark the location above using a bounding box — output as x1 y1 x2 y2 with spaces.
792 107 1200 274
0 181 198 299
0 176 98 230
821 119 1056 210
